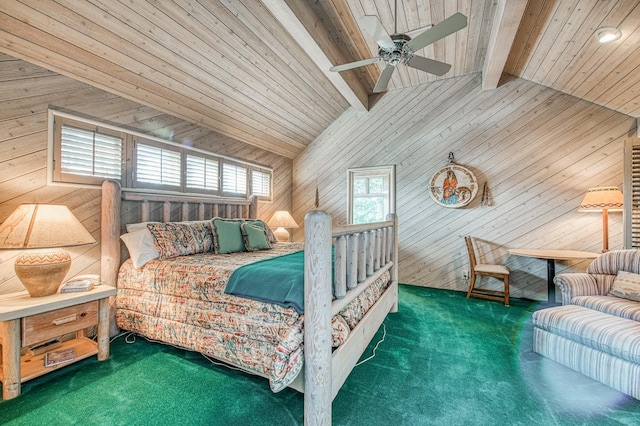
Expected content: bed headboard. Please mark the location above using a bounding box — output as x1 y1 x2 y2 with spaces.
100 179 258 289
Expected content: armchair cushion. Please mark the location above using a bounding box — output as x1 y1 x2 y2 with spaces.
571 295 640 321
610 271 640 302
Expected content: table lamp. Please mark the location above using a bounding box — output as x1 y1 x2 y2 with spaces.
0 204 96 297
267 211 299 242
578 186 623 252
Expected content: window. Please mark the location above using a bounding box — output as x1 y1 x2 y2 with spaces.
49 110 272 199
186 154 219 192
251 168 272 201
134 141 181 189
53 117 124 185
348 165 396 224
221 162 247 196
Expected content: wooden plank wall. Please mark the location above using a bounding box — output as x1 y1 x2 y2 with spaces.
292 72 638 301
0 54 293 295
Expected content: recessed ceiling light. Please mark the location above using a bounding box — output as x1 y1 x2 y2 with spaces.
595 27 621 43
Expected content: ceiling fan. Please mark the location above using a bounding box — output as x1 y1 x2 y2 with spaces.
330 6 468 93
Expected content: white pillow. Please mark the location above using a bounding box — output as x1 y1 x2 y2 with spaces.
120 229 160 269
609 270 640 302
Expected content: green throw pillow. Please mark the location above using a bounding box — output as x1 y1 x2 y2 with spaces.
212 219 245 254
241 222 271 251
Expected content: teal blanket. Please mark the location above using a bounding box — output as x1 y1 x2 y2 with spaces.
224 250 306 314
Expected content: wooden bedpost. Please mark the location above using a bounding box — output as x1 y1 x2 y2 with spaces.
304 210 332 426
387 213 399 313
101 179 121 336
248 195 258 219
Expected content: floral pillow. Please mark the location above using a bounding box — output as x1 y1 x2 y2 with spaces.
146 221 215 259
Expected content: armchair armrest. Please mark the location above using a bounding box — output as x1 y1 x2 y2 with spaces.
554 273 614 305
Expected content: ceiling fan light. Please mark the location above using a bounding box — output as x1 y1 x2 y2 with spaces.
595 27 621 43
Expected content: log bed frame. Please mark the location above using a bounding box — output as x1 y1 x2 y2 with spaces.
100 180 398 425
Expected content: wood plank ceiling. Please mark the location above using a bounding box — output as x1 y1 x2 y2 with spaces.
0 1 638 159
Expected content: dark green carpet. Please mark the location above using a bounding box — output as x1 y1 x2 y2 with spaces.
2 285 640 425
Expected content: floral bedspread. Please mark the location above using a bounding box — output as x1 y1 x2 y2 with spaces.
115 243 391 392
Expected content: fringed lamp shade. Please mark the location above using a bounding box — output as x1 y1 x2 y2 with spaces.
0 204 96 296
267 211 299 242
578 186 624 212
578 187 623 252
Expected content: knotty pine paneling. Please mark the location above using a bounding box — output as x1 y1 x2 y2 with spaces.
0 0 348 157
505 0 640 118
0 54 293 295
292 72 637 301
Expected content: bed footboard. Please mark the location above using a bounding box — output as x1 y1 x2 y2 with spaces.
303 211 398 426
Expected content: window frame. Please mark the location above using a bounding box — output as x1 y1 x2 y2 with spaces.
250 166 273 202
184 151 221 196
131 136 182 192
52 115 126 186
48 109 273 200
220 160 248 198
347 165 396 224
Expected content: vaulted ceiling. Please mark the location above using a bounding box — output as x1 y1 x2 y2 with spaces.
1 1 638 159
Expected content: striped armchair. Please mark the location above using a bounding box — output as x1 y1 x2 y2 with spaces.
554 250 640 305
532 250 640 399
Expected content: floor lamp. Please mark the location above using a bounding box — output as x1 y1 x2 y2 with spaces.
578 186 623 252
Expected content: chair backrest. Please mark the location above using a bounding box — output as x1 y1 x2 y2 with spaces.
465 236 477 269
587 249 640 275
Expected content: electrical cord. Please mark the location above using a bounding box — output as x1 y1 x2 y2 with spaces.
355 322 386 367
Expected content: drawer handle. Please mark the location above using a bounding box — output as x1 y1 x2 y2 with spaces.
53 314 78 326
52 311 87 326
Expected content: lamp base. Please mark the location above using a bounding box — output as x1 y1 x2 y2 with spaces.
273 227 291 242
14 249 71 297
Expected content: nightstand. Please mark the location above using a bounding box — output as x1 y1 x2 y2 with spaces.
0 285 116 400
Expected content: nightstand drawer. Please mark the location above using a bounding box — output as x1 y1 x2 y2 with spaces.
21 301 98 347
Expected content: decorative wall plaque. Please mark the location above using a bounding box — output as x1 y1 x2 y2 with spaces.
429 161 478 208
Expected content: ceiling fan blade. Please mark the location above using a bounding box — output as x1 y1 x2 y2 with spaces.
359 15 395 50
406 55 451 76
330 57 381 72
405 13 468 53
373 65 395 93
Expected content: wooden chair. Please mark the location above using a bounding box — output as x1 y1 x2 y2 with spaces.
465 236 510 306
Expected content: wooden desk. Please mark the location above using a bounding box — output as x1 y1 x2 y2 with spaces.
509 249 599 304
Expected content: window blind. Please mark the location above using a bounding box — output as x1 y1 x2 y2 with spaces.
52 111 271 199
136 143 181 186
60 125 122 179
222 163 247 195
251 169 271 197
186 154 219 191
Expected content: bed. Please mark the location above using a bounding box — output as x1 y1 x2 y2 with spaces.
100 180 398 425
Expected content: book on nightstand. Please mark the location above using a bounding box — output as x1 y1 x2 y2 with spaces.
59 279 95 293
44 348 76 367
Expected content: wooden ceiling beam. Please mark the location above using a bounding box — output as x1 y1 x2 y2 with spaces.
262 0 370 112
482 0 528 90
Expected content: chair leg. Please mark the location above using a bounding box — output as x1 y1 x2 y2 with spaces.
504 275 510 306
466 273 477 299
